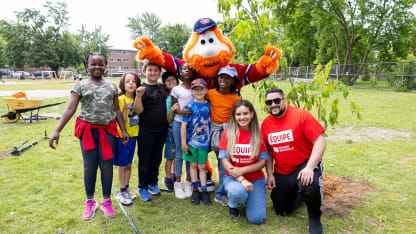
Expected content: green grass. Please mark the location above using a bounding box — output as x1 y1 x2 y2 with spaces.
0 81 415 232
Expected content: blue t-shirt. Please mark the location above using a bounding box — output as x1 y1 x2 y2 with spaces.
182 100 211 150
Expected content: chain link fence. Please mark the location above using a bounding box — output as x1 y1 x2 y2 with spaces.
276 61 416 90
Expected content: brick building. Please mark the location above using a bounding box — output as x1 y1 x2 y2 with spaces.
107 49 138 74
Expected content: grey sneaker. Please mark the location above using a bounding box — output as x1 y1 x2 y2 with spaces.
126 188 137 201
214 197 228 207
117 192 132 205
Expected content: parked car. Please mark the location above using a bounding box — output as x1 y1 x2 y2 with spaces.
107 71 125 78
12 71 31 79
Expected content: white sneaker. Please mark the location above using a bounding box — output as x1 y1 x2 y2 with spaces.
126 188 137 201
174 182 186 199
184 180 192 198
117 192 132 205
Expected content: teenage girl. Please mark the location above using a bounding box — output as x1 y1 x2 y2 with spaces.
170 63 194 199
162 71 180 192
206 65 241 206
218 100 268 224
133 62 168 201
114 72 141 205
49 53 129 220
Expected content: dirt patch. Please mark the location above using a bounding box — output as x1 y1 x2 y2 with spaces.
326 126 412 142
321 173 374 217
0 151 10 159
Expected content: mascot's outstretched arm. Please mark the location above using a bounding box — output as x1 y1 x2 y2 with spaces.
256 45 282 76
133 36 165 67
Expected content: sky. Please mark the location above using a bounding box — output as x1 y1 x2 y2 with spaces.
0 0 223 50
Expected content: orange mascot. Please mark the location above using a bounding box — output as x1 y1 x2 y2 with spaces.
133 18 282 89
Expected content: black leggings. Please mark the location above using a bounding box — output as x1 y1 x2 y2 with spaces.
80 129 116 197
270 161 323 216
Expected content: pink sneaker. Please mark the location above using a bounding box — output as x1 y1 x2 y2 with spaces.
83 199 97 220
101 199 116 217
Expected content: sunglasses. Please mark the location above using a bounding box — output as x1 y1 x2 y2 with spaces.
265 98 283 106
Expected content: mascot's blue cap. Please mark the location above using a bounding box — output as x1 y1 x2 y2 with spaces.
194 18 217 34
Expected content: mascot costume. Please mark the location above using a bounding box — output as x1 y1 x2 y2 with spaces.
133 18 282 89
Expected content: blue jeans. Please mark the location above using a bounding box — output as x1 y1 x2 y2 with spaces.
173 120 190 177
224 175 267 224
214 150 226 200
164 126 175 160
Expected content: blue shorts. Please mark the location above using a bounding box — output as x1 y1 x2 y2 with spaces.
164 126 175 160
113 136 136 166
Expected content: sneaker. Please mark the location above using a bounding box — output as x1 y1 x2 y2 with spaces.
100 199 116 218
174 182 186 199
214 197 229 207
139 188 152 201
148 184 161 195
184 180 192 198
117 191 132 205
200 191 212 205
191 190 200 205
229 207 240 218
207 180 215 192
164 177 174 192
126 188 137 201
308 214 323 234
83 199 97 220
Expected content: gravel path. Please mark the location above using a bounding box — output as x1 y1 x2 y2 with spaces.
0 89 71 98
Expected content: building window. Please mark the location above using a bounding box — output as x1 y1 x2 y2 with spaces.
117 58 122 62
109 58 115 62
110 66 116 70
124 66 129 70
109 50 116 54
118 50 122 54
124 59 129 63
123 51 128 55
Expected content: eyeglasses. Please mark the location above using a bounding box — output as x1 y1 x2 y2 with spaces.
265 98 283 106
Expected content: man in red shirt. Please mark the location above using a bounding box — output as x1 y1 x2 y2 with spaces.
261 88 326 234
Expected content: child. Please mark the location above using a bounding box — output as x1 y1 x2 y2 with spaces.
181 78 212 205
49 53 129 220
218 100 268 224
206 65 241 206
114 72 141 205
133 62 168 201
171 63 194 199
162 71 180 192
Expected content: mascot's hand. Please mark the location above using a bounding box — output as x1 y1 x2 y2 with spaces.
132 36 164 67
256 46 282 76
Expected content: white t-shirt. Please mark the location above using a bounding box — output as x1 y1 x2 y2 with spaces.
171 84 193 122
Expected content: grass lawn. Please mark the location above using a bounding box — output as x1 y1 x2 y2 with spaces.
0 80 415 233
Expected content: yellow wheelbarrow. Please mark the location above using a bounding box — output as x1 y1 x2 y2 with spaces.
1 98 65 123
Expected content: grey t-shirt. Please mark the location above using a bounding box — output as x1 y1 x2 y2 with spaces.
72 79 118 125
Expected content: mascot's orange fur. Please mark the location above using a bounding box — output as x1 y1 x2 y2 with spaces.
133 18 282 89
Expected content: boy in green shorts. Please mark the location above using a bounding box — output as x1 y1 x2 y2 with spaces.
181 79 212 205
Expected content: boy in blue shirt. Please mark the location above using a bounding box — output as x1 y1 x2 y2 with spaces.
181 79 212 205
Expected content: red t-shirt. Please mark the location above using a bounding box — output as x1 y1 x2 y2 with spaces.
218 128 267 181
261 106 325 175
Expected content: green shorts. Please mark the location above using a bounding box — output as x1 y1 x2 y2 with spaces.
182 145 208 164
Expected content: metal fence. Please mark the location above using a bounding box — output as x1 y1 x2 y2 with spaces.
276 61 416 90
